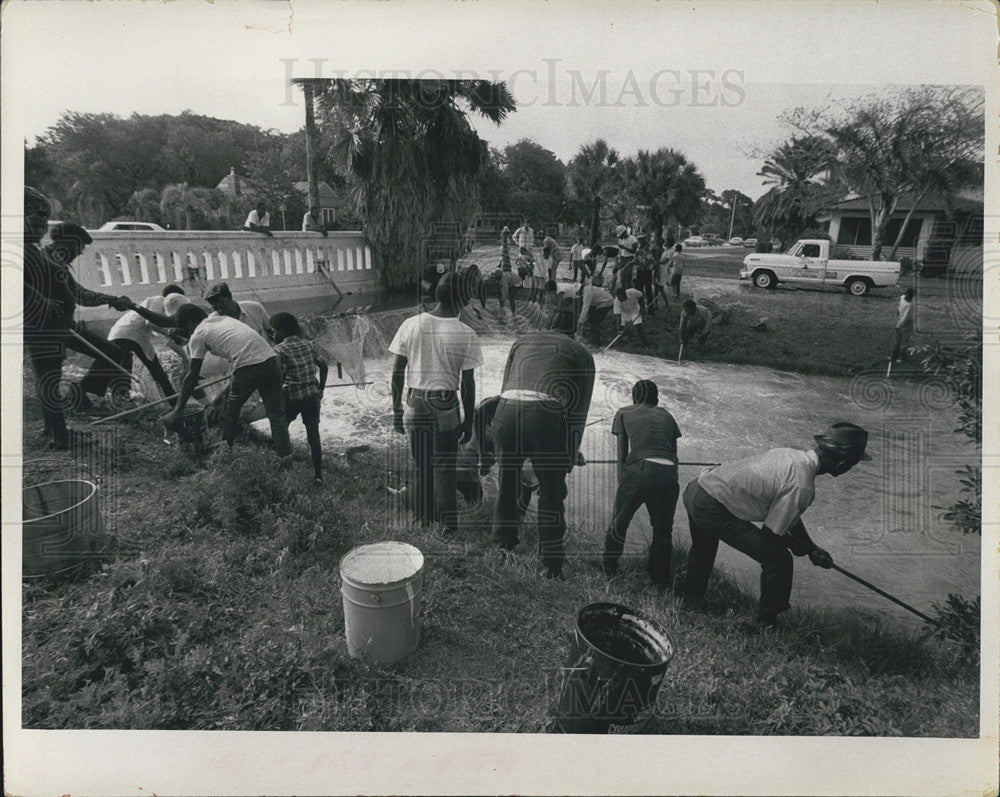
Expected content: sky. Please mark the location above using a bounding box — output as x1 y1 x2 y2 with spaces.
5 1 994 201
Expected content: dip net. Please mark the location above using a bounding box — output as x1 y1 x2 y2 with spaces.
304 312 378 386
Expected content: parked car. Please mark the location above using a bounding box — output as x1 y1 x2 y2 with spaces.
683 236 707 248
740 239 900 296
703 234 724 246
769 238 783 251
98 221 166 231
727 236 744 246
743 238 758 247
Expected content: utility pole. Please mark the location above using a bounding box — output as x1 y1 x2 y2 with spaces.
727 192 738 240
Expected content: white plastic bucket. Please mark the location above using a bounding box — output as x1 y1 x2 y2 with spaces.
340 541 424 665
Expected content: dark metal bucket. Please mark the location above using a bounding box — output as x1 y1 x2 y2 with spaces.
554 602 674 734
22 479 105 579
163 405 207 447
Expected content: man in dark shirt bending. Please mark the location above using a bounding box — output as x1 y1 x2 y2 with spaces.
490 307 595 577
601 379 682 589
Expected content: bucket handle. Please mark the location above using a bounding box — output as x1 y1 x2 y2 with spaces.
23 458 102 488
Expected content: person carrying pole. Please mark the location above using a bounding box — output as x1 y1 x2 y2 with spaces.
681 422 871 630
601 380 682 589
678 299 716 358
890 288 915 363
99 284 190 403
42 221 137 410
490 307 595 578
162 304 292 460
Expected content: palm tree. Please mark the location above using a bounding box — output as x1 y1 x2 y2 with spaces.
567 139 620 244
753 135 838 243
126 188 163 225
310 79 515 291
622 148 706 247
159 183 212 230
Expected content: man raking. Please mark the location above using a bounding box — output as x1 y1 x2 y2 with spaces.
681 422 871 629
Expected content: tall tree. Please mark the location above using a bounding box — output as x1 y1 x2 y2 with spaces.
313 79 515 290
567 139 620 244
621 148 706 246
753 135 839 243
501 140 566 228
788 86 984 259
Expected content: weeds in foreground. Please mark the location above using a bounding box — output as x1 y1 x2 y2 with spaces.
21 428 979 735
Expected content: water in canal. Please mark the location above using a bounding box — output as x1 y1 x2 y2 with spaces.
280 304 980 630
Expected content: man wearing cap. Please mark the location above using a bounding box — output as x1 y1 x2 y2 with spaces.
390 272 483 533
681 422 872 628
162 304 291 459
203 282 272 341
22 187 86 447
43 222 136 409
490 306 595 578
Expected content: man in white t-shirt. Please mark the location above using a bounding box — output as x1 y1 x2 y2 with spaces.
513 219 534 258
244 201 272 237
682 422 871 628
106 285 187 400
390 272 483 532
163 304 291 458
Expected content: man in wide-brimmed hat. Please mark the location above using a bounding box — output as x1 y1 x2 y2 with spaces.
681 422 872 628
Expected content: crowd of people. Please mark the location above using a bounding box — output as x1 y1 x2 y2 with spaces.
22 190 888 627
392 269 872 629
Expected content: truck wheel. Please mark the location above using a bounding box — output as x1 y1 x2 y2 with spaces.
846 277 871 296
753 270 776 289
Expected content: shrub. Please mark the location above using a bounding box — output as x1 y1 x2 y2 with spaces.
930 593 980 666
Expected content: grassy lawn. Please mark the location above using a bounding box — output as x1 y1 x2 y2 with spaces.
21 384 979 734
602 276 979 376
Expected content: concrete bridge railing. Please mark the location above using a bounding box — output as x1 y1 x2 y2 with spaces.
67 230 378 326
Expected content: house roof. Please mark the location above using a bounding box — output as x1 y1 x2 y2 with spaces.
829 186 983 214
292 181 337 204
216 167 260 197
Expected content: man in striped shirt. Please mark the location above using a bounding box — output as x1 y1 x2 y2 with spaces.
270 312 328 483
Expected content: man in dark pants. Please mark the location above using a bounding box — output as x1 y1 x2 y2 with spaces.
491 307 595 577
44 222 136 409
390 272 482 532
22 187 82 448
162 305 292 459
602 379 682 589
682 422 871 628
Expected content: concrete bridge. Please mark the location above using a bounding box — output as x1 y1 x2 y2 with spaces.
65 229 379 329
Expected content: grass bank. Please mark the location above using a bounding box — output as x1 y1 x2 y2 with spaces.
21 404 978 734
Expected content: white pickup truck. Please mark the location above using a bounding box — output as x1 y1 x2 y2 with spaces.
740 239 900 296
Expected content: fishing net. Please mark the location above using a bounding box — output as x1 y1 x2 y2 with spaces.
307 312 376 386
